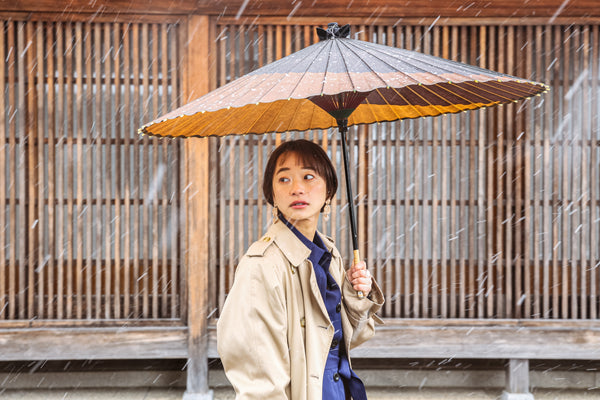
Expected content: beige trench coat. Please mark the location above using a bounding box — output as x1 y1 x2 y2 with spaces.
217 219 384 400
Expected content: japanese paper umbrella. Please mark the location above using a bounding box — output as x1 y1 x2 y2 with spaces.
140 22 548 294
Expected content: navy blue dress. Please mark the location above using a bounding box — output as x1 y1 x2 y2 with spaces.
280 216 367 400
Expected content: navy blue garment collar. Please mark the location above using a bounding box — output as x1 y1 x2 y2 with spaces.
279 215 331 294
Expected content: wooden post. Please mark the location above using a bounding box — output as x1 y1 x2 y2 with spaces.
183 14 213 400
501 359 534 400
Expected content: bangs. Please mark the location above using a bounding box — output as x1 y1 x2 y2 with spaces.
276 149 329 179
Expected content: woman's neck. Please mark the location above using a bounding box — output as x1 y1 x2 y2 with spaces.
285 216 318 240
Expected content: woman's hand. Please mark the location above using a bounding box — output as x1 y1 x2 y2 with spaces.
347 260 372 297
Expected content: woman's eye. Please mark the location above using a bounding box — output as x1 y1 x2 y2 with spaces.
304 174 314 180
278 177 289 183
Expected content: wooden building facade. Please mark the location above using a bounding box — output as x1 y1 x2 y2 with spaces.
0 1 599 399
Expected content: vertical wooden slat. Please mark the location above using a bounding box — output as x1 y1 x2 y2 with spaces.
75 22 85 319
522 25 533 319
131 23 141 319
590 24 599 320
36 21 46 319
494 25 506 318
160 24 169 318
551 25 562 319
46 22 56 320
358 124 367 280
84 22 94 319
172 23 182 319
16 21 27 320
102 22 112 319
122 24 131 318
458 25 468 318
504 25 515 318
421 27 430 318
217 26 227 314
527 26 546 318
571 27 580 319
0 20 6 320
449 25 458 318
93 22 102 319
430 25 440 318
151 23 160 319
485 25 496 318
580 26 589 320
7 20 16 320
561 25 571 319
114 22 123 319
141 23 150 319
55 22 65 320
476 25 486 318
542 24 553 319
65 22 75 319
470 26 489 318
26 21 37 320
440 26 450 318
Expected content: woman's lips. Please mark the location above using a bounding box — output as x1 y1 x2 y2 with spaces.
290 201 308 209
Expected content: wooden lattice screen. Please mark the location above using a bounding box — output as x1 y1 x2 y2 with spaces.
0 20 184 322
208 21 600 320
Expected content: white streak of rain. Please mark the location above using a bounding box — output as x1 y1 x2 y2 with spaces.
286 1 302 20
146 163 166 202
549 0 571 24
565 69 588 101
235 0 250 20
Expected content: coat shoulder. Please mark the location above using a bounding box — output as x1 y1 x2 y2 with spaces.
246 234 277 257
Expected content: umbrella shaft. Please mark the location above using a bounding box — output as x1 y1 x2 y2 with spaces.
339 120 359 252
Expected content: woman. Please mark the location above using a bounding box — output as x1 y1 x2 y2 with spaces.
217 139 384 400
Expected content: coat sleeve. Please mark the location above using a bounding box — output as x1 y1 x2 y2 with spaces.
217 254 291 400
341 271 385 349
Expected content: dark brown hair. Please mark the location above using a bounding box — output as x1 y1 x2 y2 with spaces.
262 139 338 207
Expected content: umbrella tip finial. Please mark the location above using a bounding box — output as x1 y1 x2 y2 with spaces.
316 23 351 41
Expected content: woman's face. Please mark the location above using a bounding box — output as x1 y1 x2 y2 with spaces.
272 152 327 228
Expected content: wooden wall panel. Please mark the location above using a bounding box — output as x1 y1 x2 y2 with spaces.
210 20 600 320
0 20 184 323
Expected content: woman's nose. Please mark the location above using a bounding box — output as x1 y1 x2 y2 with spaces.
290 181 305 194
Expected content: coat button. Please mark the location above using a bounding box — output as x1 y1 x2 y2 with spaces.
333 373 340 382
330 339 339 349
300 317 305 327
336 302 341 313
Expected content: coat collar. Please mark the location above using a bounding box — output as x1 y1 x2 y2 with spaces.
265 219 341 267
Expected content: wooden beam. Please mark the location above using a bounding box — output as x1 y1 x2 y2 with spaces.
207 320 600 360
0 327 188 360
182 14 213 400
2 0 599 18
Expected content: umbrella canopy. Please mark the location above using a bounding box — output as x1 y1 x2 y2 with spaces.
140 23 548 138
140 23 548 297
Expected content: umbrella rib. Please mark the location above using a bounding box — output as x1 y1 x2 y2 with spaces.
456 80 537 104
415 84 466 113
346 40 448 82
284 40 334 98
376 87 424 119
337 39 414 88
334 39 359 92
469 80 545 100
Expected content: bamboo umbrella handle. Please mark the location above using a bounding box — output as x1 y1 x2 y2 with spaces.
353 249 365 299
